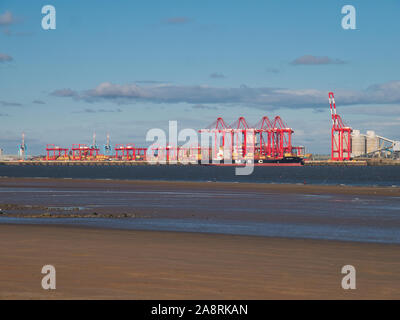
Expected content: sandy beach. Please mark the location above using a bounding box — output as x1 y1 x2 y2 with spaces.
0 224 399 299
3 0 400 303
1 178 400 299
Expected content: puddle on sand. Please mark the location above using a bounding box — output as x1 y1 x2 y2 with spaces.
47 206 86 211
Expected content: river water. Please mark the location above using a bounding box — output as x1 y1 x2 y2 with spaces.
0 164 400 186
0 178 400 244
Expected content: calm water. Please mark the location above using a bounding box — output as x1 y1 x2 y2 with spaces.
2 216 400 244
1 179 400 244
1 164 400 186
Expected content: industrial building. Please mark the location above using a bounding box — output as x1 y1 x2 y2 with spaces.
329 92 400 160
351 130 400 159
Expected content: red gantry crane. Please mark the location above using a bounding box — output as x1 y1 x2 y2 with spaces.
200 116 296 161
46 144 69 160
272 116 293 158
115 144 136 160
199 117 233 159
329 92 352 161
230 117 254 158
254 116 273 158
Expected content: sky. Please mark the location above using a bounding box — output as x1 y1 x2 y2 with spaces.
1 0 400 154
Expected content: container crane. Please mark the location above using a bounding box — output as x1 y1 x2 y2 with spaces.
17 132 27 160
329 92 352 161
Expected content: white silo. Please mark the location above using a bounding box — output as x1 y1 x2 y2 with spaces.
366 130 379 154
351 130 366 157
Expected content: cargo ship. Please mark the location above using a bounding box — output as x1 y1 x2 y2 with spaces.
201 156 304 167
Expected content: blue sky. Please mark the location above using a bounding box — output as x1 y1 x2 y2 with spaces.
1 0 400 154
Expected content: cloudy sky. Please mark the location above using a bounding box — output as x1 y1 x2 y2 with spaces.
1 0 400 154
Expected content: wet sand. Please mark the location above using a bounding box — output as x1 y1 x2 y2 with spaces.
1 177 400 220
1 178 400 299
1 177 400 196
0 224 399 299
1 177 400 243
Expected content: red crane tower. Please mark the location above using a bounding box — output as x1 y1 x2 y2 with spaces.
254 116 273 158
272 116 293 158
115 144 136 160
199 117 232 159
46 144 69 160
329 92 352 161
71 144 99 160
230 117 254 158
200 116 296 161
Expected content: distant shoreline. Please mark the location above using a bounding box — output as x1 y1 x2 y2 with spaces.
2 158 400 166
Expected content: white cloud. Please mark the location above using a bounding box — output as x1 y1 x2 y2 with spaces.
51 80 400 110
32 100 46 105
291 55 346 65
0 53 13 62
0 100 22 107
209 73 226 79
50 88 78 98
0 11 14 26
